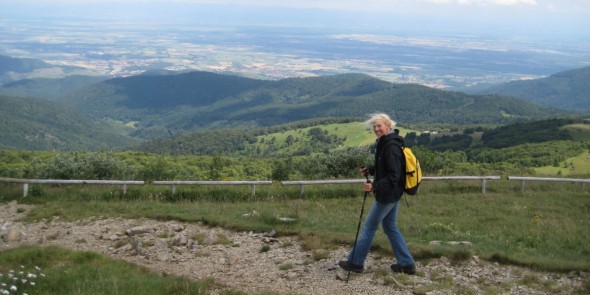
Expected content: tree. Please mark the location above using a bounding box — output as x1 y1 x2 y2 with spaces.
285 135 295 146
272 158 292 181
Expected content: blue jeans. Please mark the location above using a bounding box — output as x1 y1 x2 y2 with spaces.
347 199 414 267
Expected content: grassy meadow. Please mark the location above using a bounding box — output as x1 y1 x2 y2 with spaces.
535 150 590 176
1 180 589 294
254 122 415 152
563 122 590 142
2 180 589 270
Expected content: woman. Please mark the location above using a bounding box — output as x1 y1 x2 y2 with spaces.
338 113 416 275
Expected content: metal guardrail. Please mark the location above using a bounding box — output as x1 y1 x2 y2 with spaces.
2 176 588 197
508 176 590 192
423 176 501 194
152 180 273 196
0 177 145 197
282 176 502 196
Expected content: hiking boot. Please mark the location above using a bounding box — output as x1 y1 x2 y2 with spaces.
338 260 364 273
390 263 416 275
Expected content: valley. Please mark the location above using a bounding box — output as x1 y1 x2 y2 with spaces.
1 17 588 91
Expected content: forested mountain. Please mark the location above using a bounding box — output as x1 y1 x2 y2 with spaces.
56 71 564 139
479 66 590 113
480 117 578 149
132 117 357 156
0 95 140 151
0 55 88 84
0 70 576 151
0 55 53 75
0 75 106 101
132 116 590 179
132 115 590 158
0 55 52 84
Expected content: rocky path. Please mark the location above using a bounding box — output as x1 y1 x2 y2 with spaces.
1 201 587 295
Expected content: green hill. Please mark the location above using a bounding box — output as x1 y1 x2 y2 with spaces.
0 55 52 84
479 117 577 148
404 116 590 151
57 71 565 139
2 116 588 180
479 66 590 113
126 115 590 179
0 75 106 101
0 95 140 151
0 55 53 74
132 117 365 156
0 70 576 151
134 116 590 156
0 54 88 84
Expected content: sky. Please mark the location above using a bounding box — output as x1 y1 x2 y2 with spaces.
2 0 589 13
1 0 589 39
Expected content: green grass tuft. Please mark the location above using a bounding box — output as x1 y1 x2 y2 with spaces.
0 246 212 295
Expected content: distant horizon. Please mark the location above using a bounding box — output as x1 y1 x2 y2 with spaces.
1 0 589 40
1 0 588 89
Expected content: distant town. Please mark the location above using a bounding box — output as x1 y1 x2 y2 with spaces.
1 17 588 91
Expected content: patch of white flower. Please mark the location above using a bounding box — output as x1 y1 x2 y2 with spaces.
0 265 44 295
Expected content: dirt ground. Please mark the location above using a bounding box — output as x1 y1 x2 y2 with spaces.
1 201 587 295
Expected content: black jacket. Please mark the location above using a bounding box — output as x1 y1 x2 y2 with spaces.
368 132 405 203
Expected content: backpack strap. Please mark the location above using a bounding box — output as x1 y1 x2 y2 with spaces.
390 141 411 207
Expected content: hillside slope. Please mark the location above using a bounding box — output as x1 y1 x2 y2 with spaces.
57 71 565 138
0 55 53 74
0 54 89 84
479 66 590 113
0 95 140 151
0 75 106 101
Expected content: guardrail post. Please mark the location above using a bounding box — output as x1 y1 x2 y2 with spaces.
171 184 177 194
251 184 256 196
23 183 29 197
481 179 487 193
299 184 305 197
122 184 128 194
520 180 526 192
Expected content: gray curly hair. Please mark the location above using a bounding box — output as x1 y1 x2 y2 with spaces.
364 113 396 131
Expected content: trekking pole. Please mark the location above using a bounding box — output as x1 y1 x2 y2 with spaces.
346 173 371 283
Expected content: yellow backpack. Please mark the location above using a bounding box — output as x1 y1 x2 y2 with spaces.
399 144 422 195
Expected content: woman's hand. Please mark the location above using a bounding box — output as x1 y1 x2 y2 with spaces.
359 167 368 177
